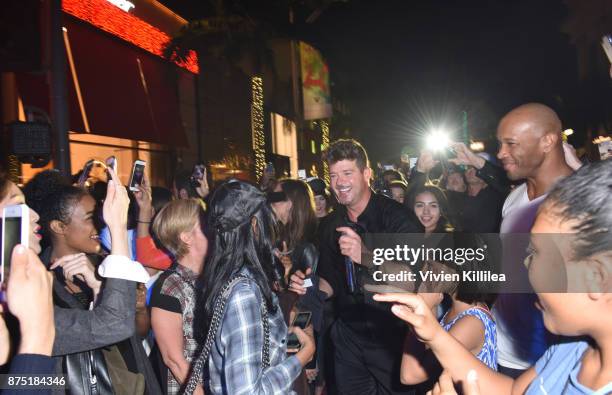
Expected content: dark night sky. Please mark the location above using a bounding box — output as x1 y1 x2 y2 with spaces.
300 0 579 162
163 0 600 163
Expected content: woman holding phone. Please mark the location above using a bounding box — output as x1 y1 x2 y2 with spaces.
0 169 43 256
23 168 160 395
270 179 327 393
187 179 315 395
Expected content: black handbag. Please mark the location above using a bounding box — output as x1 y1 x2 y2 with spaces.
54 289 114 395
63 349 114 395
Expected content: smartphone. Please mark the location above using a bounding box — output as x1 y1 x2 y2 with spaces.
129 160 146 191
434 146 455 159
1 204 29 286
189 164 206 188
192 164 205 181
292 311 312 329
297 169 306 180
77 159 95 186
105 156 117 174
286 332 301 352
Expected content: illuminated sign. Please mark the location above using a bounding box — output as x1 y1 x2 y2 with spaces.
106 0 135 12
62 0 198 74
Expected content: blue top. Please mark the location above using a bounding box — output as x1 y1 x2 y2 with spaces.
440 306 498 371
526 340 612 395
100 227 137 259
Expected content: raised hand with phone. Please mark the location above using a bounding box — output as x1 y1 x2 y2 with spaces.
105 155 118 175
129 160 146 192
447 142 486 169
415 150 441 174
47 167 130 300
133 170 153 224
286 309 316 364
103 167 130 257
2 204 31 286
7 245 55 356
191 163 209 199
286 310 313 352
77 159 95 186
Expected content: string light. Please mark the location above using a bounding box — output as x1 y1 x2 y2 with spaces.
320 120 330 185
7 155 20 184
62 0 198 74
251 76 265 181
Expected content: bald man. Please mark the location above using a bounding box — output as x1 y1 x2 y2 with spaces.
497 103 573 203
493 103 574 377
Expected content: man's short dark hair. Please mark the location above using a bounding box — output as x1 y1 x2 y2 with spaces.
322 139 370 170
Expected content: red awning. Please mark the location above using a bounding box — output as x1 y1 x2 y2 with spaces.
16 16 189 147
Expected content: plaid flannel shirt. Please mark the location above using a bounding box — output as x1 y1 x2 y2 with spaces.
208 269 301 395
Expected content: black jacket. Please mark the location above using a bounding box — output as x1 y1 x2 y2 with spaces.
316 192 422 345
40 248 162 395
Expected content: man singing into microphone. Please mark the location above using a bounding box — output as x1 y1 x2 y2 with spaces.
304 139 422 394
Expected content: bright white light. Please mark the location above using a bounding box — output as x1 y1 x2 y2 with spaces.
106 0 135 12
426 129 450 151
563 129 574 136
470 141 485 152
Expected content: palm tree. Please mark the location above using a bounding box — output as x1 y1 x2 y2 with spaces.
163 1 278 79
163 1 283 180
163 0 345 179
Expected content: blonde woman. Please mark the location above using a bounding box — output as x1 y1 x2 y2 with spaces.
149 199 207 395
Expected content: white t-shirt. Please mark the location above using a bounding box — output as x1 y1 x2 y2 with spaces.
501 184 529 220
494 183 549 370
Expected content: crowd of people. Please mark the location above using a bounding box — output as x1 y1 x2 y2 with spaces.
0 102 610 395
